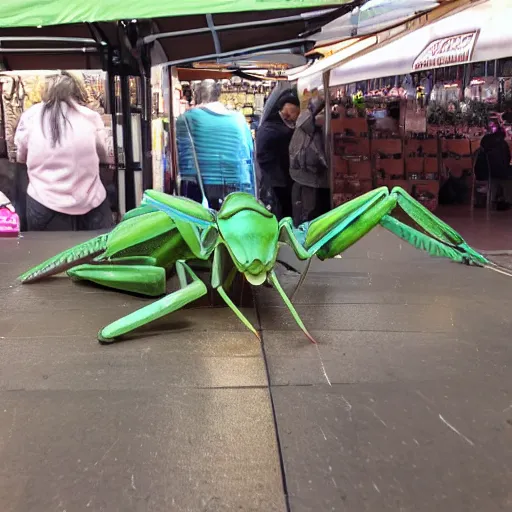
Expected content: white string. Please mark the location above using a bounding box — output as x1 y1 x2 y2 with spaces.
484 264 512 278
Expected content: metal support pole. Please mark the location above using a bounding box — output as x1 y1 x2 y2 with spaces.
140 55 153 191
168 66 179 195
120 75 136 211
106 62 120 215
323 70 333 209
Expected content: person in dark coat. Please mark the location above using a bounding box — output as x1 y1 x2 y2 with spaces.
256 93 300 219
289 97 329 225
475 126 512 208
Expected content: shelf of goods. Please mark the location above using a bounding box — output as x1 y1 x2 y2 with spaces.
331 115 441 212
218 82 271 121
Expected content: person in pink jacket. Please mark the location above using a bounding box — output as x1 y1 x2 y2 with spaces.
14 72 113 231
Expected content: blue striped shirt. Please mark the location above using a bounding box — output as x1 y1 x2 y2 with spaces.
176 107 255 192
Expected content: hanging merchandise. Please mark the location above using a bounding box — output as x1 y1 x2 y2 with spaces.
464 77 498 104
22 74 50 110
216 78 273 131
100 115 116 166
152 118 166 192
405 99 427 133
0 76 25 162
82 72 107 114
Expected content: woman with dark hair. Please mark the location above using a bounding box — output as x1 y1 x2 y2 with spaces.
256 92 300 219
14 72 112 231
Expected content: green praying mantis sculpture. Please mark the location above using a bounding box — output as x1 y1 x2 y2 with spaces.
19 186 488 343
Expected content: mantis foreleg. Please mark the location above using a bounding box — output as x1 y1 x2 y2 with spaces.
268 270 317 344
98 260 207 343
280 186 487 267
212 245 260 340
390 187 488 265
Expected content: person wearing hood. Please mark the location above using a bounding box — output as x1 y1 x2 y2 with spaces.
475 124 512 209
289 97 330 225
256 93 300 219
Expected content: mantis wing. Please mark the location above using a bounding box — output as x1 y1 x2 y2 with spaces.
142 190 218 259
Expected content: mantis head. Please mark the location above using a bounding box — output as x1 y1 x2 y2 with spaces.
216 193 279 286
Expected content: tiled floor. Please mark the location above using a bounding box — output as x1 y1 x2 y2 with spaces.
2 230 512 511
438 205 512 251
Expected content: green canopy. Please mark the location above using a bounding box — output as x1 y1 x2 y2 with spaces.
0 0 351 29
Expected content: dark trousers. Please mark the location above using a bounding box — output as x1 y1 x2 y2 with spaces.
272 186 293 220
26 195 114 231
292 183 331 226
179 180 252 211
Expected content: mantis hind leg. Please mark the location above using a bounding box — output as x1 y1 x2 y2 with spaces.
67 259 166 297
19 234 108 283
98 260 207 343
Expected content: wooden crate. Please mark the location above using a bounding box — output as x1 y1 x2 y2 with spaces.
410 180 440 212
470 138 482 156
331 117 345 134
338 136 371 157
359 179 373 194
372 138 403 156
405 138 438 157
443 157 473 178
376 158 404 179
332 156 349 177
331 116 368 136
333 134 370 157
405 158 424 173
424 157 440 174
348 160 372 180
441 138 471 157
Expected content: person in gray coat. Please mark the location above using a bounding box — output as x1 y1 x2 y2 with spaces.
289 97 330 225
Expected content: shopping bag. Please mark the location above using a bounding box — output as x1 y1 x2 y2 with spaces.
0 204 20 237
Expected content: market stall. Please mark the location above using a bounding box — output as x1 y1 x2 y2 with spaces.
325 0 512 212
166 59 296 197
1 0 358 217
0 70 124 227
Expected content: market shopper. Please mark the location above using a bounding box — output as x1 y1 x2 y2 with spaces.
289 97 330 225
176 79 255 210
14 72 112 231
475 124 512 209
256 92 300 219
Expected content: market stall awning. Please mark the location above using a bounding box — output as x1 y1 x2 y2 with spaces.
0 24 120 70
313 0 440 44
329 0 512 86
141 6 366 67
177 68 233 81
0 0 352 29
288 36 376 80
0 1 358 71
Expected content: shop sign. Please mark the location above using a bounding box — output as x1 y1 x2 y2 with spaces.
413 31 478 71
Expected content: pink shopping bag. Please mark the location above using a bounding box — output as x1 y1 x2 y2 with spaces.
0 205 20 237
